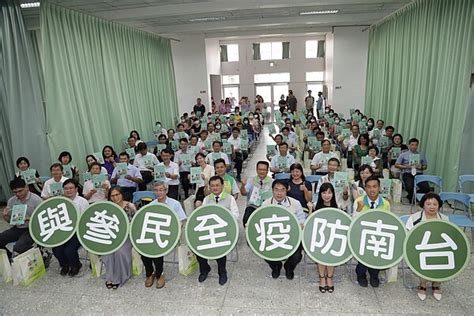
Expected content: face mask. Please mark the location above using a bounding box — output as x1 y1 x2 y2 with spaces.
325 109 329 113
215 125 221 129
368 123 373 127
335 119 340 124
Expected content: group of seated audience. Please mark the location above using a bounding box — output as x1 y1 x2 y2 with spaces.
0 101 449 301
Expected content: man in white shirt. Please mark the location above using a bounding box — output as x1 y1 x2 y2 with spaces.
311 139 338 175
305 90 315 113
158 149 180 200
228 127 246 181
341 125 359 168
133 142 159 190
197 176 239 286
111 152 143 202
142 181 187 289
261 180 306 280
41 163 68 199
173 138 192 199
53 179 89 277
206 141 230 166
270 143 296 174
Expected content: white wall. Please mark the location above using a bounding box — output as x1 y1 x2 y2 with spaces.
324 32 334 105
331 26 369 117
220 35 325 104
171 34 210 115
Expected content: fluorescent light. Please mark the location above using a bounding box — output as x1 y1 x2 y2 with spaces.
20 2 40 8
300 10 339 16
189 17 225 22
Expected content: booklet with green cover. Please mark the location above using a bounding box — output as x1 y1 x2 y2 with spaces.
341 129 351 139
116 163 128 178
223 143 232 155
92 174 107 190
143 155 154 169
379 136 390 148
181 154 193 168
240 139 249 151
372 128 381 139
82 172 92 182
63 164 73 179
190 167 203 185
380 179 392 198
50 182 64 196
156 144 166 154
154 165 166 182
268 124 276 134
171 140 180 152
94 152 104 164
308 137 321 152
10 204 27 226
125 147 136 160
361 156 373 166
20 169 36 185
409 154 420 167
276 156 288 170
391 147 401 160
332 172 348 192
267 145 276 156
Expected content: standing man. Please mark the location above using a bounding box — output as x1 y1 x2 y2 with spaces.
305 90 315 114
286 90 297 113
316 91 324 116
261 180 306 279
193 98 206 118
197 176 239 285
352 176 391 287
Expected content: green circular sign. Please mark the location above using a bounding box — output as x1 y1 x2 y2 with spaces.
185 204 239 260
302 208 353 266
348 210 406 269
246 205 302 261
404 220 471 282
29 197 79 247
130 203 181 258
77 202 130 255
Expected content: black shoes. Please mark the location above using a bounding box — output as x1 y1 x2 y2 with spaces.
357 275 368 287
60 266 69 276
198 269 210 283
218 273 228 286
285 270 295 280
369 277 380 288
271 267 281 279
68 263 82 277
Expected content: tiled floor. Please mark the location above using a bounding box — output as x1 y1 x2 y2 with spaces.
0 126 472 315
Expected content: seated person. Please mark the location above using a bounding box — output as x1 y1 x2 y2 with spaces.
310 139 338 176
133 142 159 191
351 134 370 171
0 178 42 260
214 159 239 199
269 143 296 174
13 156 43 196
174 138 192 199
367 146 383 178
205 141 230 166
387 133 408 178
315 158 350 212
41 163 68 199
83 162 111 203
193 153 214 208
351 164 374 201
58 151 80 183
110 152 143 202
287 163 313 212
158 149 180 200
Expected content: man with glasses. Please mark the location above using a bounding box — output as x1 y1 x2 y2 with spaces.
0 178 42 260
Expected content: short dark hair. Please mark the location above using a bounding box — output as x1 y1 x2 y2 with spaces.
256 161 269 169
358 133 370 145
385 126 394 132
358 164 373 175
58 151 72 163
419 192 443 209
213 158 226 167
119 151 130 159
195 152 206 160
209 175 224 184
136 142 147 151
231 127 240 133
63 179 78 188
368 146 379 155
365 175 380 186
272 179 289 190
50 163 63 171
16 157 30 168
89 162 101 170
392 133 404 143
278 142 288 148
328 157 340 166
179 138 189 144
161 148 173 155
212 141 222 147
409 138 419 144
10 178 26 190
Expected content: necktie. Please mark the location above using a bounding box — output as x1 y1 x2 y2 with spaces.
215 196 219 204
370 201 375 209
277 202 282 205
259 180 263 187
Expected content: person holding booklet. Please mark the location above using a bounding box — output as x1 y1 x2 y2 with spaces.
14 156 43 196
351 134 370 171
205 141 230 166
213 159 239 199
310 139 338 176
240 161 273 227
352 176 390 288
83 162 110 203
395 138 429 203
41 163 68 199
174 138 192 199
351 164 374 201
110 152 143 202
198 176 239 286
269 143 296 174
85 154 109 176
367 146 383 178
134 142 159 191
266 134 283 162
157 149 180 200
102 145 119 178
227 127 245 182
58 151 80 183
261 180 306 280
192 153 214 208
314 158 350 211
340 125 359 168
53 179 89 277
387 133 408 178
0 178 42 260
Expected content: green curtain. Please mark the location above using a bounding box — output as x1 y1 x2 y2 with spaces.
42 3 179 172
220 45 228 62
364 0 473 191
282 42 290 59
0 0 50 201
253 43 260 60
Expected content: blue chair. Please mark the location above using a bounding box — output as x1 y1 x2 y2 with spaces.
305 175 321 184
459 174 474 205
145 140 159 148
399 214 410 224
39 176 50 183
440 192 474 252
274 173 290 180
411 175 442 213
132 191 156 205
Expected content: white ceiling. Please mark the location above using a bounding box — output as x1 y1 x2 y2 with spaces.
22 0 411 38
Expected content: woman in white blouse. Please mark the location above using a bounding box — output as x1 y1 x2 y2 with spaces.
83 162 110 203
194 152 214 208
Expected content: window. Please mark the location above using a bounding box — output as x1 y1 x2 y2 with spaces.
254 73 290 84
306 40 325 58
307 83 323 95
222 75 240 85
255 42 288 60
220 44 239 62
306 72 324 81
